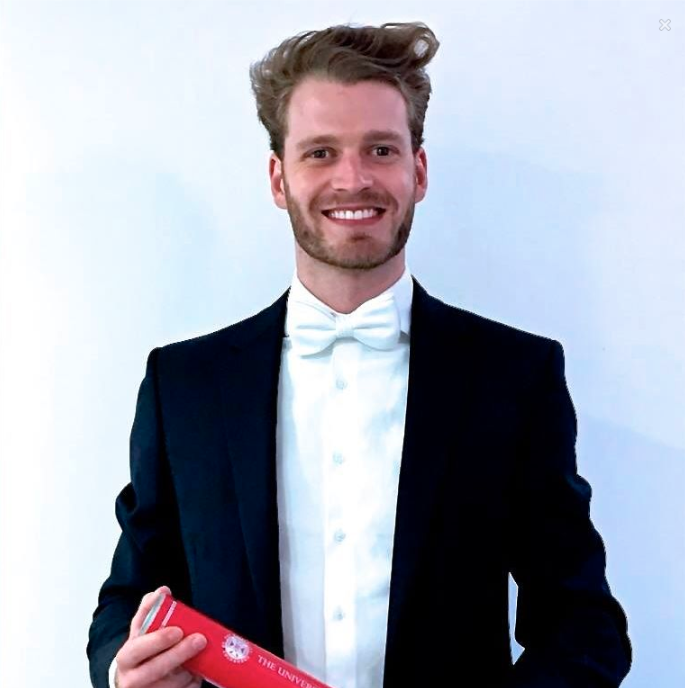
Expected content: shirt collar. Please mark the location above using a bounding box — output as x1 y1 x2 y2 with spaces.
286 266 414 337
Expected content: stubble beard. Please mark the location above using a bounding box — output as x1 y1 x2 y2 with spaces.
283 176 415 271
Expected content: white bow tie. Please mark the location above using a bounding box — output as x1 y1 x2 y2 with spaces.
287 291 401 356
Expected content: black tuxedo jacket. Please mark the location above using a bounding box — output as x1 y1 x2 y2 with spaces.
88 280 631 687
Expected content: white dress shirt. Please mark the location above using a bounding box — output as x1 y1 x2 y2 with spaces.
277 269 413 688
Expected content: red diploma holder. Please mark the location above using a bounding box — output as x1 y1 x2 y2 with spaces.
140 593 333 688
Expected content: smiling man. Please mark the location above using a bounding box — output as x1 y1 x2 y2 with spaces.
88 22 632 688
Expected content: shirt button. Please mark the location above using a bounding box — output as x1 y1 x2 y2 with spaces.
334 529 346 543
335 378 347 390
333 608 345 621
333 452 345 465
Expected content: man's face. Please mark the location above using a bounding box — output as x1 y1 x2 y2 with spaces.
269 78 428 271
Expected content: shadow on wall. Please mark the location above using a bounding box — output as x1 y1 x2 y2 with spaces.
29 155 220 349
411 146 602 343
508 413 685 687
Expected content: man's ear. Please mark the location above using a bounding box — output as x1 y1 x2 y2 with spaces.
269 153 288 210
414 147 428 203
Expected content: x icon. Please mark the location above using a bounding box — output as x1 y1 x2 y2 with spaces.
660 19 671 31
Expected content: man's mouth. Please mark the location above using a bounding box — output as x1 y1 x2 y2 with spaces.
321 207 387 225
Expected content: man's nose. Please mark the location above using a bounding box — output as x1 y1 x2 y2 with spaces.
331 154 373 193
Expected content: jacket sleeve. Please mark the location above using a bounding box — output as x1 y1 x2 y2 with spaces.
506 341 632 687
87 348 191 688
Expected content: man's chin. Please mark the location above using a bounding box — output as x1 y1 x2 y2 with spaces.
297 236 396 270
313 250 399 271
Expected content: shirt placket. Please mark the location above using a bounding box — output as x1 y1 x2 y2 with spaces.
322 338 359 688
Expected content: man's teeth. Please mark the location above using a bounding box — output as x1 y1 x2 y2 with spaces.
327 208 381 221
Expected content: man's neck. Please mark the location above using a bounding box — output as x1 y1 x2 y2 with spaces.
295 251 406 314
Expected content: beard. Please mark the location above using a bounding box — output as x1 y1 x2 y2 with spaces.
282 176 415 270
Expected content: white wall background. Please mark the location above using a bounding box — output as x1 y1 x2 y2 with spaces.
1 1 683 686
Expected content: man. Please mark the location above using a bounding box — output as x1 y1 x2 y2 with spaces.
87 21 632 688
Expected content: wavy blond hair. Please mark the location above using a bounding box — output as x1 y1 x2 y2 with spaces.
249 22 440 159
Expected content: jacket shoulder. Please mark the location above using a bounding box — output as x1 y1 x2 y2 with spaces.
416 283 562 357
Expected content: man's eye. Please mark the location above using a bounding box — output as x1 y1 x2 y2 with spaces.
309 149 329 159
374 146 392 157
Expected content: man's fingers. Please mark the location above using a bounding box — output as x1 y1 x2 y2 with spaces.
129 586 172 637
176 672 203 688
158 667 201 688
125 633 207 686
174 671 204 688
117 626 183 670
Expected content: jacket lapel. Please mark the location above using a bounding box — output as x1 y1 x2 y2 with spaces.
385 279 472 659
217 290 289 654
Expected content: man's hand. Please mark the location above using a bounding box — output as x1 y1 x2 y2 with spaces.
114 586 207 688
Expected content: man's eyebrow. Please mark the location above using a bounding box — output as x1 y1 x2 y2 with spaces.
295 130 406 151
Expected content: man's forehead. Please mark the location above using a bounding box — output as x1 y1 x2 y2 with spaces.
285 78 411 148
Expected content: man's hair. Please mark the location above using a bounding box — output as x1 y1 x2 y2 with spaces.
249 22 440 159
